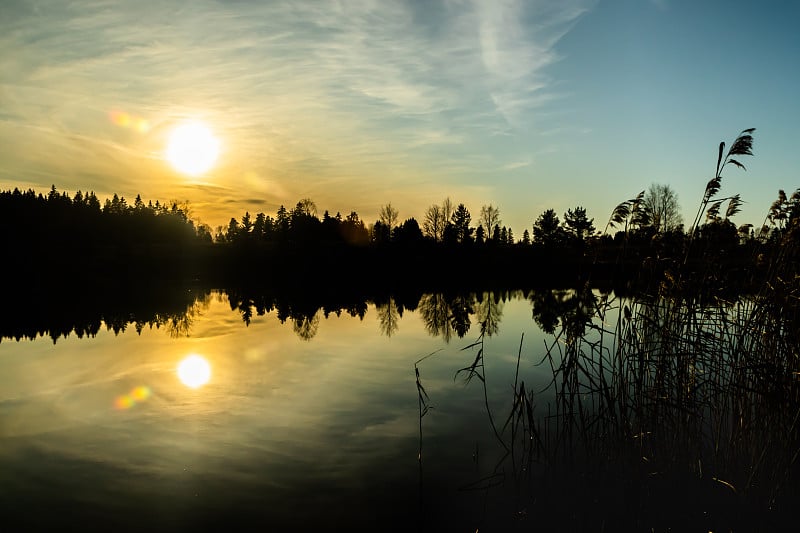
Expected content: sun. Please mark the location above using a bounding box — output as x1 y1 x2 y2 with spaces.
165 121 220 175
177 354 212 389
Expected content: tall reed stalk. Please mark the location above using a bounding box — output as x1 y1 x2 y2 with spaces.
426 129 800 529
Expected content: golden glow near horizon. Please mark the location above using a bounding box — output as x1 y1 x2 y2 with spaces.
165 122 220 176
2 1 792 233
177 354 212 389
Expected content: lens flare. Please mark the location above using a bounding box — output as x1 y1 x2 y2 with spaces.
114 385 152 410
131 385 152 401
109 110 150 133
114 395 135 410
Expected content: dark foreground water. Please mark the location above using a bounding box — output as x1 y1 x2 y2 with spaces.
0 289 795 531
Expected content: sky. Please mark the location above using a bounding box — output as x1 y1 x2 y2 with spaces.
1 0 798 234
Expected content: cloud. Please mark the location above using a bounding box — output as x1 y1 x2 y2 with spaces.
0 0 593 226
503 160 532 171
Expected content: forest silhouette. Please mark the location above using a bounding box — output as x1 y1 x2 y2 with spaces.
2 182 795 291
2 129 798 297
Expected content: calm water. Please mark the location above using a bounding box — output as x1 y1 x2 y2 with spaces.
1 290 565 531
1 288 794 531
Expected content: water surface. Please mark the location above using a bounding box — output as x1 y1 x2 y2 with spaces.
1 290 555 531
1 288 794 531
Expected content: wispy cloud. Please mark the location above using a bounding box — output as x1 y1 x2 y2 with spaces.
503 160 533 171
0 0 592 225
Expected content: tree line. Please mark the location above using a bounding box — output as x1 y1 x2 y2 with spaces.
3 129 798 287
2 181 798 286
217 196 600 248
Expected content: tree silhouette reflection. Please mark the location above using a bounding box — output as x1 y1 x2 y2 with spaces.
417 293 476 342
418 293 455 342
0 285 211 344
448 295 473 338
530 286 598 337
475 291 504 337
292 311 320 340
3 285 605 343
375 297 401 337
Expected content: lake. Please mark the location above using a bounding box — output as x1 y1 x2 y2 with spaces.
0 288 795 531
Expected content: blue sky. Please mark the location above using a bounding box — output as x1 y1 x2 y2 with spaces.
1 0 797 233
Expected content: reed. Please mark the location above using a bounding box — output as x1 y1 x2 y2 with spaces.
435 129 800 528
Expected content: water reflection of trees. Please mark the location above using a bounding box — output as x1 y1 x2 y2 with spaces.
374 296 401 337
475 292 504 337
418 294 453 341
225 289 513 341
0 285 212 344
418 291 513 342
5 285 607 343
292 312 320 341
417 293 475 342
225 289 374 340
530 285 600 338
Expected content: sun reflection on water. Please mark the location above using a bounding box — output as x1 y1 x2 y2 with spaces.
177 354 212 389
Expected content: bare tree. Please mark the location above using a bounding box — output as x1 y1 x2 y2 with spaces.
643 183 682 233
479 204 501 239
423 204 443 241
441 197 453 223
378 202 399 233
295 198 317 218
422 198 453 242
